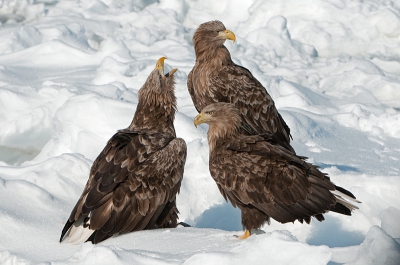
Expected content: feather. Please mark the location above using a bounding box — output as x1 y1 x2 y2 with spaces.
138 197 150 216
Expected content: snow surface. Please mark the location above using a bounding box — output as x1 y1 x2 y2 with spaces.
0 0 400 264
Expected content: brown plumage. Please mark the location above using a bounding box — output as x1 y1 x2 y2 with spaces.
194 103 360 239
60 57 187 244
188 20 293 152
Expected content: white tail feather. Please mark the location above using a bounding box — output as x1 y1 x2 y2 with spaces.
331 189 361 211
62 216 94 244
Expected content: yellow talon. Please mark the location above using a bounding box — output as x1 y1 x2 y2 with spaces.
236 229 251 239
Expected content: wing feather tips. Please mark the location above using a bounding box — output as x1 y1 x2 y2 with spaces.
60 220 74 242
334 185 359 200
155 200 179 228
330 202 352 216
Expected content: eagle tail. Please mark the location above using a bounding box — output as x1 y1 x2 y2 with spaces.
330 186 361 215
60 216 95 244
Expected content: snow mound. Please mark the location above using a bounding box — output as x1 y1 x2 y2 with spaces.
0 0 399 264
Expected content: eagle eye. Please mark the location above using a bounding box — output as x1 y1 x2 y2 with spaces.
214 31 218 35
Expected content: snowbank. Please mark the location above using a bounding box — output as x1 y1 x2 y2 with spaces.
0 0 399 264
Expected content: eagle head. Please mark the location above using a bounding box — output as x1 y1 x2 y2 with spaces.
193 20 236 47
131 57 178 131
194 102 241 134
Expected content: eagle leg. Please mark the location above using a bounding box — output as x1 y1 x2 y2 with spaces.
235 229 251 239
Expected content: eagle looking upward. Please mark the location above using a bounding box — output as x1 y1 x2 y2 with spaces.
188 20 293 152
194 102 360 239
60 57 187 244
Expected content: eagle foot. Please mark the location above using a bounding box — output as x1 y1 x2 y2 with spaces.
235 229 251 239
177 222 191 227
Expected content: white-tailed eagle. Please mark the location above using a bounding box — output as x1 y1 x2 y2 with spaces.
194 102 360 239
188 20 293 152
60 57 187 244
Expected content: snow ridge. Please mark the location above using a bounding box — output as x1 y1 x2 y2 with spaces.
0 0 399 264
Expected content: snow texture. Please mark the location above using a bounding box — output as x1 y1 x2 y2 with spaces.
0 0 399 264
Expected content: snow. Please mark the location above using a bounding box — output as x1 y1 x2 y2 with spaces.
0 0 399 264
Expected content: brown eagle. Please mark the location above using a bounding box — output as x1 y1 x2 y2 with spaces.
60 57 187 244
194 103 360 239
188 20 293 152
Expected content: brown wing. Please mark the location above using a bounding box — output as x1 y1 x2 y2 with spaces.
189 63 292 148
211 65 292 146
209 135 336 224
61 131 186 243
187 70 201 113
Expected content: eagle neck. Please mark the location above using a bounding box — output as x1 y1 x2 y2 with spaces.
193 45 233 110
195 43 232 66
207 122 239 154
129 91 177 136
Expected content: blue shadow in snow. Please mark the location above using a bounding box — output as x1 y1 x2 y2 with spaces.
195 201 242 231
195 200 365 248
307 215 364 248
318 163 361 173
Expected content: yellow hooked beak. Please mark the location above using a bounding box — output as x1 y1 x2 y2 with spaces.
194 113 211 128
218 29 236 43
168 68 178 76
156 57 178 77
156 56 167 74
